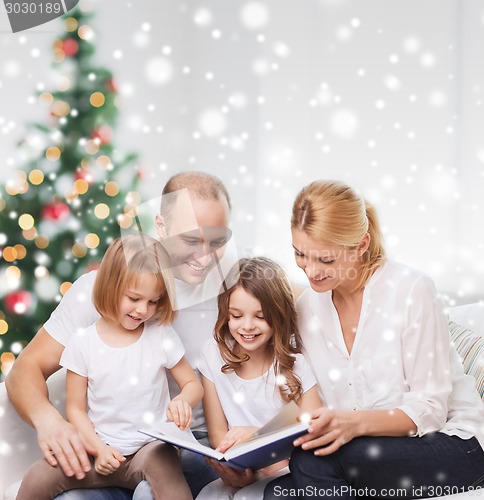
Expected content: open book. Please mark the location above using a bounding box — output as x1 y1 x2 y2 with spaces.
139 401 310 470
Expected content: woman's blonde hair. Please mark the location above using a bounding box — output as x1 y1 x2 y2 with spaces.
291 180 386 290
215 257 303 403
92 234 176 325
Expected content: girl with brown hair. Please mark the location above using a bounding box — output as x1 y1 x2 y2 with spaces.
197 257 321 497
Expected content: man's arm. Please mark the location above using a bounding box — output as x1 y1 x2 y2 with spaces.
5 327 93 478
6 327 62 426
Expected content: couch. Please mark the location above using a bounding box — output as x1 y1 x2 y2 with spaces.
1 303 483 500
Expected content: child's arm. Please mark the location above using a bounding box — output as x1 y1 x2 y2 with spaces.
201 374 258 451
66 370 125 475
201 374 257 487
297 385 322 413
201 374 230 448
167 356 204 430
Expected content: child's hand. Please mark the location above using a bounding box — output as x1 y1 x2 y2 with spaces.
167 399 192 430
94 445 125 475
258 459 289 477
205 458 256 488
216 426 259 453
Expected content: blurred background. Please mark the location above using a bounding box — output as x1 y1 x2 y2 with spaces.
1 0 483 372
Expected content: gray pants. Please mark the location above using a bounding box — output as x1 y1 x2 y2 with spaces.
17 441 192 500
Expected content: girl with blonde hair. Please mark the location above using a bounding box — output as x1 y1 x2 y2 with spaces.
18 234 203 500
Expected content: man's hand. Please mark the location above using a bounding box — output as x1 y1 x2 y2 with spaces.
37 414 95 479
205 458 256 488
94 445 125 476
6 327 96 478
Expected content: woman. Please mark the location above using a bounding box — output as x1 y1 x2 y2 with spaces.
269 180 484 498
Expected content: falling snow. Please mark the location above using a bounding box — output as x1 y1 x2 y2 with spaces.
0 0 482 305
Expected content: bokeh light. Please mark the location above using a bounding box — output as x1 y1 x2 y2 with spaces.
84 233 100 248
29 169 45 185
90 92 105 108
94 203 110 219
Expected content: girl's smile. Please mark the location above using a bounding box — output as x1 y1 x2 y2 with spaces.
238 332 262 342
127 313 143 323
118 274 161 333
228 286 274 355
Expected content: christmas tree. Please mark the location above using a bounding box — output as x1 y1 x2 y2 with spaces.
0 7 140 375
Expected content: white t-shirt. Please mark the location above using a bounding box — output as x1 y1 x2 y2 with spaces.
198 338 317 427
167 293 218 431
297 259 484 449
44 270 218 432
60 322 184 455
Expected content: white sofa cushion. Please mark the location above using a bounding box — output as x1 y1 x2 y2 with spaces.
449 302 484 336
0 369 66 500
3 480 22 500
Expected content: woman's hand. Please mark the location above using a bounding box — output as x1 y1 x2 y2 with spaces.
216 426 259 453
205 458 256 487
293 407 359 456
167 398 192 430
94 445 125 475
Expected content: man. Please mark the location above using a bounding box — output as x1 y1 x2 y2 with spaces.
6 171 233 499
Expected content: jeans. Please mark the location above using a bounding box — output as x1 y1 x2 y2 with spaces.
182 432 219 497
264 434 484 499
56 432 218 500
54 484 151 500
55 488 132 500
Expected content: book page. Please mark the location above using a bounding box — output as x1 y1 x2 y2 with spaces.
223 402 310 459
253 401 305 438
139 421 223 460
151 421 200 444
224 420 309 460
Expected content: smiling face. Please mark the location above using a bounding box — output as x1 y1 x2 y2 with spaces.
117 274 162 332
156 194 231 285
291 227 369 294
227 286 274 355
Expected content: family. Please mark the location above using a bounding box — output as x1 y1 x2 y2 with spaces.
6 172 484 499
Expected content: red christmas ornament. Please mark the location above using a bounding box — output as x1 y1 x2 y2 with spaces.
136 166 148 180
90 125 113 145
41 202 70 221
106 78 118 93
4 290 33 315
86 262 100 272
62 38 79 57
75 169 93 184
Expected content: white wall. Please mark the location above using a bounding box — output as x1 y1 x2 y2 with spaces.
1 0 483 302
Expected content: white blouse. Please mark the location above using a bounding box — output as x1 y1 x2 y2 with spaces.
297 260 484 449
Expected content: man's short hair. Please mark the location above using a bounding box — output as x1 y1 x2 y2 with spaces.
160 171 232 218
